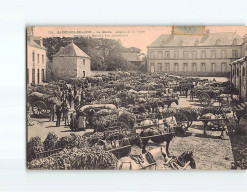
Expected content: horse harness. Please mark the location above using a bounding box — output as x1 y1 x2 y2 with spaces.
118 152 156 170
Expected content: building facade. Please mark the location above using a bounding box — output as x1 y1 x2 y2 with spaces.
147 30 243 76
27 27 47 86
52 41 91 81
229 41 247 101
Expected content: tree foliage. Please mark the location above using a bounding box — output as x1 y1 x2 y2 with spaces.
43 37 146 71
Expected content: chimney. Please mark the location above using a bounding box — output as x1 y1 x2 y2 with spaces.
40 38 43 47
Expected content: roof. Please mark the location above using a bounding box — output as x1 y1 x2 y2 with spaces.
53 41 90 58
148 32 244 48
121 53 142 62
27 39 46 50
230 56 247 65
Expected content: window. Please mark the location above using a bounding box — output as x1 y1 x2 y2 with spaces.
211 63 216 72
150 51 155 59
183 51 188 59
192 51 197 59
201 63 206 72
150 63 155 72
83 59 85 65
32 69 35 85
158 63 162 71
37 54 39 64
183 63 188 72
211 50 216 59
201 51 206 59
165 63 170 71
174 51 179 59
165 51 170 59
158 51 163 59
232 50 238 58
42 69 45 82
221 62 227 72
221 50 227 58
32 51 35 62
174 63 179 72
42 55 44 64
237 67 239 77
37 69 40 84
192 63 197 72
83 71 85 77
243 67 246 77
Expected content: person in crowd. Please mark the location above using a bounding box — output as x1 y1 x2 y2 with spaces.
88 108 95 128
78 112 86 131
73 85 77 97
63 104 69 126
27 102 34 126
80 92 86 106
185 88 189 98
68 92 73 109
49 103 56 122
55 106 62 127
68 86 72 94
70 111 77 130
74 96 80 110
190 89 194 100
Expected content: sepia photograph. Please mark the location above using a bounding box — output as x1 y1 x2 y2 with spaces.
26 25 247 170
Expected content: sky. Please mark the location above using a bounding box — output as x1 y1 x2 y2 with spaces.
33 26 247 54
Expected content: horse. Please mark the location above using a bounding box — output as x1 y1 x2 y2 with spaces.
163 98 179 108
116 146 169 170
165 151 196 170
140 126 173 154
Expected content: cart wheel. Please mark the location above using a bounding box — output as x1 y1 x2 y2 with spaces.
32 101 47 116
199 93 211 106
173 113 190 132
106 133 131 159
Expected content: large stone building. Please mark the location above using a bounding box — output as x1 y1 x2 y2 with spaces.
147 30 243 76
27 27 47 86
229 39 247 100
52 41 91 81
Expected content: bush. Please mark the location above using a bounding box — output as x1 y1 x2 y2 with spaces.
27 136 44 162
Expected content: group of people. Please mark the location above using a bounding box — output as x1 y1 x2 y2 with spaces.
48 83 96 130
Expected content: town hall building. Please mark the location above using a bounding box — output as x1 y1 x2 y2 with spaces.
147 30 243 76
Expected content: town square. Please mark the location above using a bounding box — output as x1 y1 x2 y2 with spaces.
26 26 247 170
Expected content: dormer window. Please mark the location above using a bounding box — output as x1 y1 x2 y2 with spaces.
194 39 199 46
215 39 221 45
232 38 238 45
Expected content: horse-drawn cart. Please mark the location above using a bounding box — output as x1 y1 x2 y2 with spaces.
27 92 60 117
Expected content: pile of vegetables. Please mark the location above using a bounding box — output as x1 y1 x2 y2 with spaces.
43 132 58 151
93 114 118 132
118 111 136 129
27 136 44 162
28 147 118 170
27 85 60 98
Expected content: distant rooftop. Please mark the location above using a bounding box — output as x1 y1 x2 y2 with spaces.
121 53 142 62
148 31 244 48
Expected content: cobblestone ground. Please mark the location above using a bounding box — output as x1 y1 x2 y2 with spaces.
28 96 240 170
